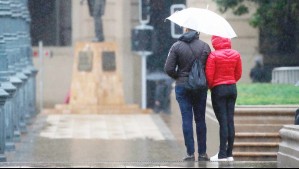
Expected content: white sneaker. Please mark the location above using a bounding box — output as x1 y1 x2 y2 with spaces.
227 157 234 162
210 154 228 162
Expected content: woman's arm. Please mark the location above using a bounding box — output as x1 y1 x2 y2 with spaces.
235 55 243 82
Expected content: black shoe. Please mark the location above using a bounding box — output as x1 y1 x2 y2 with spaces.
183 154 195 162
198 154 209 161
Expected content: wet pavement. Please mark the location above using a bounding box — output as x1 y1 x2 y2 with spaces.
1 112 278 168
0 161 277 168
39 114 175 140
5 114 184 163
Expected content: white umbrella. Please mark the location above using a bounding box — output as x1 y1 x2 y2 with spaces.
166 8 237 39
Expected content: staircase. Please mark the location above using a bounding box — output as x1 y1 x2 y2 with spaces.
207 100 297 161
234 106 297 161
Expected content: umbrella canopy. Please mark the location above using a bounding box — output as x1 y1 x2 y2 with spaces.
166 8 237 39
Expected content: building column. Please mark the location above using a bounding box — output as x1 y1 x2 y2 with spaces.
114 0 135 104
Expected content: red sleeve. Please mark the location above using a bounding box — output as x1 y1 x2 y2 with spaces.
235 55 242 82
206 54 216 89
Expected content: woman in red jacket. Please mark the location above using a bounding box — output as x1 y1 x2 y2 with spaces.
206 36 242 162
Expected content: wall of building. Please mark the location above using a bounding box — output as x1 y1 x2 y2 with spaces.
33 47 74 109
34 0 259 108
29 0 72 46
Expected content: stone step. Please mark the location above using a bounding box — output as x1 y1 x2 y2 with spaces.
235 133 281 143
235 124 283 133
51 105 152 114
235 116 294 125
207 99 298 111
205 100 296 162
235 108 295 117
234 142 279 152
237 105 299 109
234 152 277 161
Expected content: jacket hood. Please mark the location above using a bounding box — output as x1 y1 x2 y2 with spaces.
179 31 199 43
212 36 232 50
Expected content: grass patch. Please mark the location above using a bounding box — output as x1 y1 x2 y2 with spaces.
237 84 299 105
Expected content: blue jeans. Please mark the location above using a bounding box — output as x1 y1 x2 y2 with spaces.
175 86 208 155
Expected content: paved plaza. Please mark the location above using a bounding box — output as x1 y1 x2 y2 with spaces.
0 112 277 168
39 114 175 141
5 113 185 163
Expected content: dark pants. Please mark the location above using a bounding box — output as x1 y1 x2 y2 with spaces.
175 86 208 155
212 84 237 159
295 109 299 125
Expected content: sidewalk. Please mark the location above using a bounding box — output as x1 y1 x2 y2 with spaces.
5 113 185 163
0 161 277 168
2 111 278 168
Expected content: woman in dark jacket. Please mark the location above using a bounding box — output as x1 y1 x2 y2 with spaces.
206 36 242 162
165 28 211 161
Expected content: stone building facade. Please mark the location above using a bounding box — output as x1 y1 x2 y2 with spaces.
32 0 259 107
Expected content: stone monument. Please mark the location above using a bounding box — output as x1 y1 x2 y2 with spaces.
55 42 149 114
52 1 148 114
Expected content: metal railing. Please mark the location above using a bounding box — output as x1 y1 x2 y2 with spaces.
0 0 37 162
272 67 299 85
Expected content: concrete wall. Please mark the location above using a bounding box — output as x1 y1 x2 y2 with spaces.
278 125 299 168
33 47 74 109
34 0 258 108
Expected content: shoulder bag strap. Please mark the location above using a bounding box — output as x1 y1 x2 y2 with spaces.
188 43 204 62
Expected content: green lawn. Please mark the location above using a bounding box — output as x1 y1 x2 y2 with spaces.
236 84 299 105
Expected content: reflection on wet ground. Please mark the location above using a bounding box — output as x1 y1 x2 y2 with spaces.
3 113 278 168
0 161 277 168
6 114 184 163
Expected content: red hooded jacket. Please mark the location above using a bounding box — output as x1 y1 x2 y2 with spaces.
206 36 242 89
